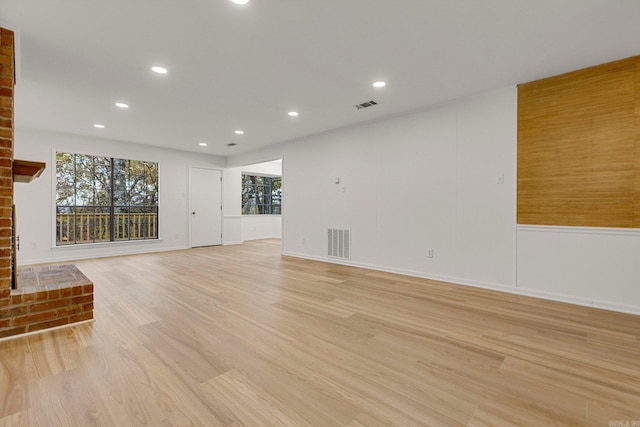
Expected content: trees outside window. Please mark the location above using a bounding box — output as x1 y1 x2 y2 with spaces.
56 152 159 245
241 174 281 215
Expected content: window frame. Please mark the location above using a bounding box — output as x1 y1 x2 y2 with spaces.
53 150 160 247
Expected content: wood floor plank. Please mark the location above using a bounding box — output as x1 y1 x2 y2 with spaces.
202 369 304 427
1 239 639 426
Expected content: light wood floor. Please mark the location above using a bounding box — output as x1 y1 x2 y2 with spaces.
1 239 639 426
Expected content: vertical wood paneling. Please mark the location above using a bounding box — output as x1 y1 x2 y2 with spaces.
518 56 640 227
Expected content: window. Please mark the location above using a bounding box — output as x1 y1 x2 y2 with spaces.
55 152 159 245
241 174 281 215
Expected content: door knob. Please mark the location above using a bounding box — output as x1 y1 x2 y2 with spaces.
192 211 196 215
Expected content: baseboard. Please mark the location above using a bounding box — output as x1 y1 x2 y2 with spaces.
511 286 640 316
18 245 189 266
281 251 514 292
281 251 640 316
517 224 640 237
243 235 281 241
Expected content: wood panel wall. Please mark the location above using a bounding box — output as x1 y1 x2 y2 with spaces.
517 56 640 228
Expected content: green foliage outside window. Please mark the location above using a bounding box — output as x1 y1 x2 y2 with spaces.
242 174 281 215
55 152 159 245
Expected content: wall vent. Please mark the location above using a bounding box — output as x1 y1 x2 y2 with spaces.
328 228 350 259
355 100 378 110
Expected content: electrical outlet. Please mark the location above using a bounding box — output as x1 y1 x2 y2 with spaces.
427 249 434 258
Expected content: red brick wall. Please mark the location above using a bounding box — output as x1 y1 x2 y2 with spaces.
7 281 94 334
0 28 15 335
0 28 94 339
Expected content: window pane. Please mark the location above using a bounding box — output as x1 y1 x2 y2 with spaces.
56 152 76 206
56 206 75 245
144 162 159 207
114 207 130 241
128 207 143 240
74 154 94 206
74 206 95 243
94 156 112 207
241 174 282 215
55 151 159 245
94 207 111 242
129 160 147 205
141 206 158 239
113 158 128 206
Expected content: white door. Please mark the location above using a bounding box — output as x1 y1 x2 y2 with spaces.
190 167 222 247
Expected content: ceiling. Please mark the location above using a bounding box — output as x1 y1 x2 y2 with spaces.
1 1 639 157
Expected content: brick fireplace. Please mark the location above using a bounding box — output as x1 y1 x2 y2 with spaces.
0 27 94 339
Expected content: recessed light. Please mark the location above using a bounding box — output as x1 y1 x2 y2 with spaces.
235 130 244 135
199 142 208 147
288 111 299 117
93 124 105 129
231 0 249 4
115 102 129 109
151 66 168 74
373 81 386 88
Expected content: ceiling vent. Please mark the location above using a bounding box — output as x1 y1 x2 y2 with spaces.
355 100 378 110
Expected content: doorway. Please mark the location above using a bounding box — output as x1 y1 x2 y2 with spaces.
189 167 222 247
240 159 282 242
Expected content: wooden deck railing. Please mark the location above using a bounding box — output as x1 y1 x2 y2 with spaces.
57 213 157 244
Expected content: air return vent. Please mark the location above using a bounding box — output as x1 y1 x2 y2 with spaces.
328 228 350 259
355 100 378 110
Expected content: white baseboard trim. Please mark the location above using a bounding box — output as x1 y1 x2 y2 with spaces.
517 224 640 237
281 251 640 316
510 286 640 316
18 245 189 266
243 235 281 241
0 319 95 343
281 251 513 292
223 240 244 246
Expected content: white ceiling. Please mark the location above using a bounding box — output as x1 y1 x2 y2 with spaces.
1 0 639 157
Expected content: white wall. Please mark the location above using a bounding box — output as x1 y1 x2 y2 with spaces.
14 128 225 265
223 160 282 244
279 87 517 291
517 226 640 314
241 215 282 241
